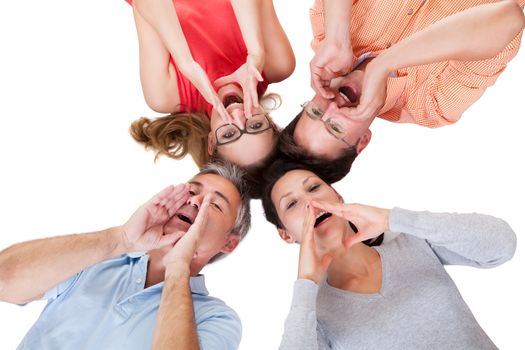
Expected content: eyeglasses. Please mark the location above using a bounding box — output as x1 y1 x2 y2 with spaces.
301 101 353 147
215 113 275 146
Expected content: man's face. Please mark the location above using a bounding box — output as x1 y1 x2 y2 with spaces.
294 70 373 160
164 173 241 264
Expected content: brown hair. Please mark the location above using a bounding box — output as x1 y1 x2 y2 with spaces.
130 112 210 168
278 110 358 184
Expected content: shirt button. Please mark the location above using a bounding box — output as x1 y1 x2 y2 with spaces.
136 278 142 284
407 8 413 15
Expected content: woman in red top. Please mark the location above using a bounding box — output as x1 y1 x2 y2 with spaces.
126 0 295 177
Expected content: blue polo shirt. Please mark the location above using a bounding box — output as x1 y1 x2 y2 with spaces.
17 253 241 349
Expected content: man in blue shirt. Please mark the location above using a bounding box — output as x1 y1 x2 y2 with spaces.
0 162 250 349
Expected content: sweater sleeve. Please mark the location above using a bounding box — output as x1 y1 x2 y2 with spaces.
279 279 331 350
388 207 517 268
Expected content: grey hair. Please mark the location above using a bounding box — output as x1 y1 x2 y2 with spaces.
195 160 251 264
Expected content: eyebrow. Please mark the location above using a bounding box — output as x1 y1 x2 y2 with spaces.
188 181 231 206
278 176 316 208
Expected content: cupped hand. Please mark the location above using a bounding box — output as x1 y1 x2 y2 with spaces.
162 194 211 269
121 184 190 252
311 201 390 248
183 61 232 123
341 60 389 121
297 203 333 284
214 54 264 117
310 40 354 99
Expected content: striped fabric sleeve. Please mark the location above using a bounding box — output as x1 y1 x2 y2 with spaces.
397 30 523 128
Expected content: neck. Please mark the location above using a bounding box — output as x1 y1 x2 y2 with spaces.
145 248 167 288
326 229 380 288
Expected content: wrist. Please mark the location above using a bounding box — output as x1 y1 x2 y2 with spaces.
165 262 191 280
107 226 130 256
298 271 323 285
248 52 265 70
373 50 397 75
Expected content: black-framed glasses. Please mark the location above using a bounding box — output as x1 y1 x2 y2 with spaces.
301 100 353 147
215 113 275 146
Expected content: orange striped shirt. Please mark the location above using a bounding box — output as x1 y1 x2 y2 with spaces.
310 0 524 127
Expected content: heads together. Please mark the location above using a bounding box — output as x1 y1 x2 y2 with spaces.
130 64 373 194
133 66 376 264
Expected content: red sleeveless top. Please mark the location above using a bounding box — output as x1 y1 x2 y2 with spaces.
125 0 269 116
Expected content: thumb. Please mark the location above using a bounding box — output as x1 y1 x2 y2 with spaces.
159 231 184 248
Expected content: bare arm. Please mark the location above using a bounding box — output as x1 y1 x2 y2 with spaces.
375 0 525 73
0 228 125 304
0 185 189 304
230 0 265 64
152 196 241 349
152 196 207 350
345 0 525 122
133 0 230 121
259 0 295 83
310 0 353 98
153 268 199 350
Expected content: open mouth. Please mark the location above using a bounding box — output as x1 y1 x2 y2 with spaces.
222 94 243 108
177 214 193 225
338 86 358 104
314 211 333 228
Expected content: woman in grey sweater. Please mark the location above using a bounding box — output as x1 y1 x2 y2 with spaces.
261 161 516 350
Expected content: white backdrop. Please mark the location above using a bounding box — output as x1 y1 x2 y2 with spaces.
0 1 523 349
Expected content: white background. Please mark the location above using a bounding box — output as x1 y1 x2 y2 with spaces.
0 1 523 349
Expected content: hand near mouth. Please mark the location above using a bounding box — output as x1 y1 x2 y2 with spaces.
341 59 389 121
163 194 212 272
121 184 190 253
297 203 333 284
311 201 390 249
310 40 354 99
214 54 264 118
183 61 232 124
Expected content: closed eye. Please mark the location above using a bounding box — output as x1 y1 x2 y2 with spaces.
308 184 320 192
286 200 297 210
212 202 223 212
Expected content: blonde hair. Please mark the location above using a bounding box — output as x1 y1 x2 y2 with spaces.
129 112 211 168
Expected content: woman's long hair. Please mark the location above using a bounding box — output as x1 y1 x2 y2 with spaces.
130 112 210 168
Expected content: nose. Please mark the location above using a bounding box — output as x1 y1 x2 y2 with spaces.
187 193 204 209
324 102 340 119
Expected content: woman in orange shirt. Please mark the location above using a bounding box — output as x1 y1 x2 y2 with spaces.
125 0 295 180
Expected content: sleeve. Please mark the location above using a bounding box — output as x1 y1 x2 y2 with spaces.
279 279 331 350
196 303 242 350
394 30 523 128
41 272 82 301
388 207 517 268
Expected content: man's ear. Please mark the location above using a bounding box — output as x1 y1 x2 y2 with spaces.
221 234 240 253
207 132 215 155
356 129 372 154
277 228 295 244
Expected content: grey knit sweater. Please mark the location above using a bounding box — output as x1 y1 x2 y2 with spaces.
280 208 516 350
